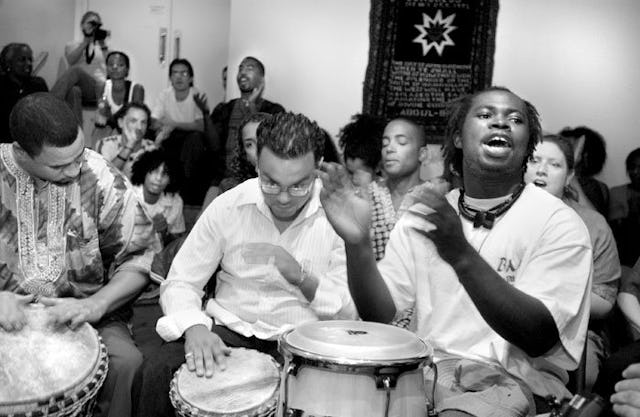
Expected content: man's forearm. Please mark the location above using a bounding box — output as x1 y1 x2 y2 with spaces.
451 247 559 357
345 241 396 323
88 269 149 317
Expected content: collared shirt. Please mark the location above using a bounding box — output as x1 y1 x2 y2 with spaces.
156 178 355 341
379 184 593 399
0 144 160 299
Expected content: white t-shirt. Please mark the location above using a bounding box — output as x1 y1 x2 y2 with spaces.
151 86 203 124
378 184 593 399
133 185 185 235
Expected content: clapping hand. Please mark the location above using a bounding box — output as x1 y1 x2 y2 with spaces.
318 162 371 245
242 243 301 285
193 92 210 115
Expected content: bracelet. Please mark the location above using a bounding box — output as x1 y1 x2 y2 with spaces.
116 154 127 161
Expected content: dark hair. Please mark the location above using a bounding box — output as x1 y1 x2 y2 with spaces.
322 130 341 164
228 112 272 184
338 113 385 171
0 43 31 73
443 86 542 178
130 149 181 194
559 126 607 177
169 58 194 86
626 147 640 172
10 93 79 157
242 56 265 76
257 112 324 162
387 117 427 146
113 101 151 126
540 134 575 171
106 50 130 70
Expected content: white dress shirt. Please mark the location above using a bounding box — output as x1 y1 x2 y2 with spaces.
156 178 355 341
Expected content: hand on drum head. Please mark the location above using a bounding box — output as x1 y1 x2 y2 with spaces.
0 292 34 331
317 162 372 245
38 297 105 329
184 324 231 378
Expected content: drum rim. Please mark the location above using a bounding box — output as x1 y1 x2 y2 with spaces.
0 332 109 417
169 348 280 417
278 326 433 368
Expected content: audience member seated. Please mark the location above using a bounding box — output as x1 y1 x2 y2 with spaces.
560 126 610 216
131 149 185 246
132 112 356 417
609 147 640 268
0 93 161 417
0 42 48 143
92 51 145 142
217 112 271 195
593 257 640 415
151 58 210 206
524 134 621 391
94 102 157 178
338 113 386 188
51 11 108 124
205 56 284 200
319 87 592 415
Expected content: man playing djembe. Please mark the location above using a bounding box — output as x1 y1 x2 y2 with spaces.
0 93 161 417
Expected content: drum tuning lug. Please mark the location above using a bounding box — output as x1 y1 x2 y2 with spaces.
375 373 398 389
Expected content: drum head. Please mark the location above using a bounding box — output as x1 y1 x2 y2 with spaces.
172 348 280 417
0 305 101 406
280 320 432 364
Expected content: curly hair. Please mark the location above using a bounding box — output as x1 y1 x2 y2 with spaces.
226 112 272 185
442 86 542 178
256 112 325 162
130 149 181 194
338 113 385 171
559 126 607 177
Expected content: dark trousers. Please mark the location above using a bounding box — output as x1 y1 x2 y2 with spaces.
132 325 279 417
160 130 213 206
592 340 640 415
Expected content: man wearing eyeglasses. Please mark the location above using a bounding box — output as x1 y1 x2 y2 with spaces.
133 112 355 417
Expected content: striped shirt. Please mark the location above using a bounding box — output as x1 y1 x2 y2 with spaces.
156 178 356 341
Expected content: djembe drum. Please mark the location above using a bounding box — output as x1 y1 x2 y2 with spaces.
170 348 280 417
278 320 433 417
0 304 108 417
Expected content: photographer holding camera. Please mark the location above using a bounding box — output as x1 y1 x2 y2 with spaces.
51 11 110 125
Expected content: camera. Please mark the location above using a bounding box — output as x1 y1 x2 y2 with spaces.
550 393 606 417
90 22 109 41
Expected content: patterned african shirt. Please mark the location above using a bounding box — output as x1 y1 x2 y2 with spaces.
0 144 161 299
369 179 403 261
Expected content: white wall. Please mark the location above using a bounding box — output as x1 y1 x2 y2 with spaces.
494 0 640 187
0 0 75 87
226 0 370 141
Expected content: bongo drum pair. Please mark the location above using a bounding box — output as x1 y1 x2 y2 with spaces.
0 305 108 417
170 321 432 417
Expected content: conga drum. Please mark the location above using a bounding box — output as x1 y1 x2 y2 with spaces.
278 320 432 417
170 347 280 417
0 305 109 417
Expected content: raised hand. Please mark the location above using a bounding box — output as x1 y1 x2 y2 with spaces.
318 162 371 245
406 184 472 266
242 243 301 285
39 297 106 330
0 292 34 331
184 324 231 378
193 92 210 115
611 363 640 417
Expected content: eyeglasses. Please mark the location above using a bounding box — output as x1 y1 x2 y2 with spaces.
258 175 314 197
